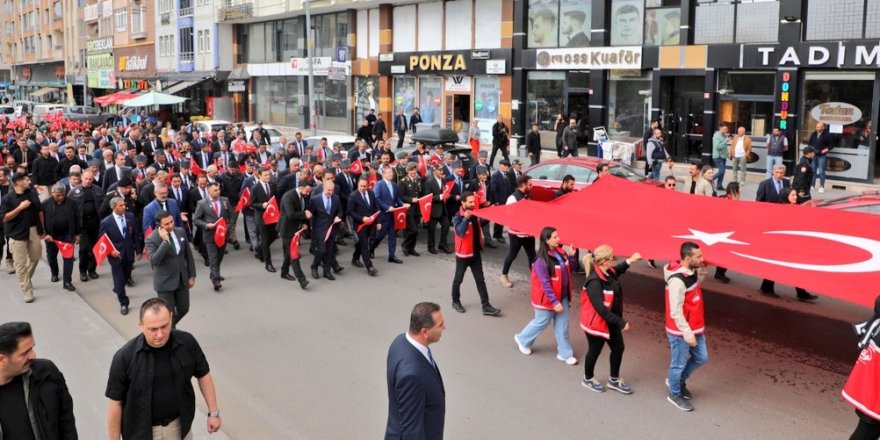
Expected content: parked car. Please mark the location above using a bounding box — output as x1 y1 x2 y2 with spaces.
524 156 661 201
61 105 115 125
807 194 880 214
191 119 232 136
0 105 15 121
305 135 358 155
32 104 68 123
243 125 283 143
402 128 475 171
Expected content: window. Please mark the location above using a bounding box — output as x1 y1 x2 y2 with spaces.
280 18 300 60
247 23 265 63
716 71 776 136
526 163 565 180
196 30 202 52
696 0 779 44
644 1 680 46
130 5 145 34
564 164 595 183
179 26 194 59
204 29 211 53
528 0 591 48
608 70 652 138
526 71 566 130
114 8 126 32
799 72 874 152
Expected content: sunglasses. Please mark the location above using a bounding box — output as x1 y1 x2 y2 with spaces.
665 183 675 187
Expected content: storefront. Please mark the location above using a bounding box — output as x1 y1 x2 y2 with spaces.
15 62 67 102
86 37 115 97
378 49 512 142
114 44 156 92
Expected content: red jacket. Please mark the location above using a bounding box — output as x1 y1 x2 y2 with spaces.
580 263 629 339
453 208 482 258
842 340 880 421
664 261 705 337
530 250 571 310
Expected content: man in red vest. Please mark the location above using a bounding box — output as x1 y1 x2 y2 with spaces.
450 192 500 316
663 241 707 412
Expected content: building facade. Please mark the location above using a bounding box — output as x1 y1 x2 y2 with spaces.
9 0 66 102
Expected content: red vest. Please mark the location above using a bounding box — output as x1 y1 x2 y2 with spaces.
580 266 616 339
530 251 571 310
453 209 483 258
842 340 880 421
664 272 705 336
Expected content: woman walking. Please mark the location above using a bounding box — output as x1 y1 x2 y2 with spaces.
514 226 578 365
580 245 642 393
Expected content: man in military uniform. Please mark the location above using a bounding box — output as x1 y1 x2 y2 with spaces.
792 146 815 203
394 151 410 182
398 162 423 257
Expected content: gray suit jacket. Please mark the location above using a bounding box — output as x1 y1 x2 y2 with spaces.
144 227 197 292
192 196 232 243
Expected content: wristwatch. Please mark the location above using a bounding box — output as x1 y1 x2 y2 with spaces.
207 410 221 418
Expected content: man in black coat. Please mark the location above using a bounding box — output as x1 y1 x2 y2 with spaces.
373 114 387 143
279 179 312 289
68 169 104 281
423 165 451 254
792 146 815 202
249 168 278 272
756 164 790 203
349 177 380 275
310 180 343 280
385 302 446 440
488 160 512 242
525 123 542 165
489 115 510 167
42 184 80 291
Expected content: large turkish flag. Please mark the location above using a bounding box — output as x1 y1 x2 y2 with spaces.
474 177 880 308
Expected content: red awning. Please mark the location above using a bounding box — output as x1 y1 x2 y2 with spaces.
474 177 880 308
94 92 138 106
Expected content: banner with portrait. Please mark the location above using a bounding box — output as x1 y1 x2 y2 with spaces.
393 76 417 120
528 0 559 48
355 76 378 126
559 0 591 47
474 77 501 142
419 77 442 125
610 0 644 46
645 7 680 46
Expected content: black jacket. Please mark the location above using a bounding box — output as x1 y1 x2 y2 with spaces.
584 261 631 328
525 131 542 155
41 198 81 239
17 359 78 440
792 156 813 195
31 155 59 186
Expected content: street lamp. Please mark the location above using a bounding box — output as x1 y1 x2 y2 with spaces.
305 0 317 136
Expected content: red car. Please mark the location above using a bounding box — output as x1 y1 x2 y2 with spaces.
807 194 880 214
524 157 661 201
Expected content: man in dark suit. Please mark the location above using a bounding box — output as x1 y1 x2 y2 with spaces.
142 184 184 233
193 182 232 291
445 162 466 223
98 197 138 315
756 164 790 203
103 152 130 192
279 179 312 289
144 210 197 326
348 177 380 276
310 180 343 280
488 160 512 242
398 162 423 257
423 166 451 254
249 168 278 272
371 166 407 264
385 302 446 440
194 144 214 171
189 175 210 262
334 159 356 215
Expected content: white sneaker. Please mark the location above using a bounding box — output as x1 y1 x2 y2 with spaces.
818 186 825 193
499 274 513 288
557 354 578 365
514 336 531 355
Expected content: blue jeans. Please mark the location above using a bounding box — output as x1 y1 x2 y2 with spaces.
812 154 827 188
650 160 662 181
765 155 784 179
667 333 708 396
712 157 726 189
515 299 573 358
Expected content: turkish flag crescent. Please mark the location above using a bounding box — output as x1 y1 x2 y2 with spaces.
392 206 408 231
367 173 377 190
357 211 381 233
442 180 454 202
290 229 304 260
55 240 75 259
417 155 427 177
350 159 363 175
418 194 433 223
190 158 203 176
92 233 117 267
235 187 251 213
324 217 342 242
262 196 280 225
214 217 228 248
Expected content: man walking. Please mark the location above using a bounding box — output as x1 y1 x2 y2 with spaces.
349 177 380 276
310 180 343 280
793 146 816 203
106 298 222 440
711 125 731 191
728 126 751 185
422 165 451 255
399 163 423 257
809 122 832 193
490 115 510 166
144 211 197 326
279 179 312 288
499 175 536 288
0 173 44 303
385 302 446 440
42 183 80 292
99 197 137 315
394 107 408 149
250 168 278 272
193 182 231 291
765 127 788 179
526 123 542 165
562 118 579 157
372 166 406 264
68 170 104 282
664 241 708 412
0 321 78 438
451 192 501 316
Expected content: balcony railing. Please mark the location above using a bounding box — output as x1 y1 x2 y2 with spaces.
179 51 194 63
218 3 252 21
179 6 193 17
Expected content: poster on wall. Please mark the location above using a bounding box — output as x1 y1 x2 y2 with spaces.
528 0 559 48
474 77 501 142
354 76 378 126
610 0 644 46
419 77 442 125
393 76 416 120
645 7 680 46
559 0 591 47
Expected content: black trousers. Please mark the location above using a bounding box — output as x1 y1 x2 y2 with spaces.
396 130 406 149
851 410 880 440
492 223 505 239
281 236 307 281
193 227 208 259
451 254 490 307
259 222 276 264
584 326 625 380
489 144 509 167
352 229 374 269
157 285 190 326
402 212 420 253
761 279 810 297
426 215 450 250
109 258 133 307
204 239 225 282
311 239 335 274
46 241 74 284
79 222 100 274
501 235 536 275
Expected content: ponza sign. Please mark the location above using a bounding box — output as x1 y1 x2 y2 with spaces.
810 102 862 125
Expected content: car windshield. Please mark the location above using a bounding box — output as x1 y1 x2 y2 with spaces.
265 128 282 138
211 124 228 132
609 164 646 182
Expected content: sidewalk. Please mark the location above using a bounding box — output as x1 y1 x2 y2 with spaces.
0 261 229 439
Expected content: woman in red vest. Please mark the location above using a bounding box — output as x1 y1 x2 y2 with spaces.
513 226 578 365
580 245 642 393
842 295 880 440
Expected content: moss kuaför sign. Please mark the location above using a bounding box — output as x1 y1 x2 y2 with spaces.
535 47 642 70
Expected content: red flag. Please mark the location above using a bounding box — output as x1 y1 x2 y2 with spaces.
214 217 228 248
356 211 380 233
171 148 180 161
190 158 203 176
417 155 427 177
350 159 363 175
324 217 342 242
430 153 443 167
392 206 408 231
367 173 377 190
290 229 304 259
442 180 454 201
143 225 154 257
55 240 74 259
235 187 251 213
238 162 247 174
418 194 433 223
474 185 486 210
262 196 280 225
92 233 117 267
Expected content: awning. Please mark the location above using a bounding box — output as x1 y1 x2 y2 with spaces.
30 87 57 98
164 79 207 96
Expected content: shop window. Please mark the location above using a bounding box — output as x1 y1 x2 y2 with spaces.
474 76 501 140
527 71 565 131
248 23 266 63
528 0 591 48
800 72 873 152
644 1 680 46
610 0 643 46
695 0 779 44
418 77 442 125
608 70 652 139
355 77 378 127
280 19 300 60
393 76 416 120
717 72 775 136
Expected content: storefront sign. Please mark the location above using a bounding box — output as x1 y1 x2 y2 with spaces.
379 54 394 62
743 43 880 68
117 55 148 72
809 102 863 126
249 60 351 77
390 65 406 74
778 71 791 131
535 47 642 70
444 76 471 93
228 80 246 92
486 60 506 75
379 49 513 76
86 38 113 52
87 53 114 89
409 54 467 72
471 50 490 60
84 4 98 21
289 57 335 75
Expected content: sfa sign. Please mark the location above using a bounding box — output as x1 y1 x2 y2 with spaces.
744 43 880 68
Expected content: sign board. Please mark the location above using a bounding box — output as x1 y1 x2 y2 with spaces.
444 76 471 93
101 0 112 17
379 49 513 76
336 47 347 63
534 47 642 70
379 53 394 62
809 102 863 125
117 55 148 72
228 80 246 92
471 50 490 60
390 65 406 74
86 37 113 53
289 57 336 76
486 60 506 74
84 4 99 22
327 64 347 81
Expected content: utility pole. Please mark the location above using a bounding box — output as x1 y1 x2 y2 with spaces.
305 0 316 136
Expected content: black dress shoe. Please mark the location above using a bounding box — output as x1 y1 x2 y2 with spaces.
299 279 310 290
120 305 129 315
281 273 297 281
797 292 819 302
439 247 452 254
324 272 336 281
126 279 135 287
63 283 75 291
367 266 378 276
51 275 59 283
482 305 502 316
388 256 403 264
265 264 277 273
495 236 506 244
204 259 210 267
351 260 364 268
370 250 375 258
311 268 320 279
428 248 438 254
213 281 222 291
485 242 497 249
332 265 344 274
80 272 89 282
256 253 264 262
760 290 780 298
410 250 421 257
233 242 241 250
452 302 466 313
88 271 99 279
219 276 225 281
714 273 731 284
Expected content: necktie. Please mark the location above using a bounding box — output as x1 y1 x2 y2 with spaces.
362 191 368 205
201 189 207 199
324 196 330 213
175 188 181 201
776 180 782 193
169 232 179 254
427 348 436 369
161 201 167 211
213 199 220 216
118 215 126 237
263 182 269 196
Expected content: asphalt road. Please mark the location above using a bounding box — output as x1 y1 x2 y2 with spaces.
33 224 861 440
